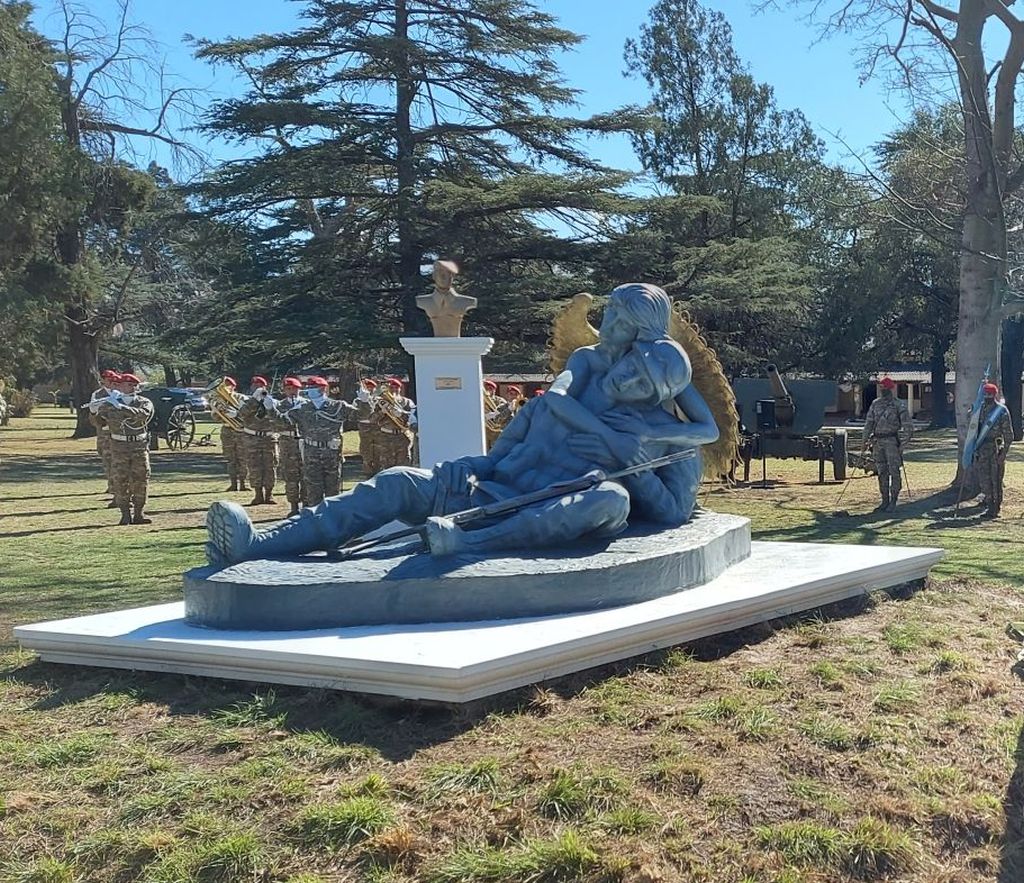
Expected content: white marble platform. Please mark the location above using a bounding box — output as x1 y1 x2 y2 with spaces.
15 541 943 702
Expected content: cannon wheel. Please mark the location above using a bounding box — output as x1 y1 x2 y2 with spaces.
167 404 196 450
832 429 847 481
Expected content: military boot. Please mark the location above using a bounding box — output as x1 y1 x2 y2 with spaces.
886 489 900 512
206 501 314 565
289 503 300 517
228 479 239 491
264 489 277 505
248 487 265 506
873 488 890 513
132 506 152 525
118 506 132 526
239 480 250 492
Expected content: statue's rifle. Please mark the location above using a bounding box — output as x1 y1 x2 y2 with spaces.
335 448 698 559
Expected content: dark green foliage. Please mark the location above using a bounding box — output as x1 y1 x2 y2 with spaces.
189 0 638 370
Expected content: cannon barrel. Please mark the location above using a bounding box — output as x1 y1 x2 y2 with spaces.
765 364 795 427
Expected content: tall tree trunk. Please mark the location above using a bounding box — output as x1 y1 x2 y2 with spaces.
1000 315 1023 439
164 365 179 387
929 337 952 429
67 318 99 437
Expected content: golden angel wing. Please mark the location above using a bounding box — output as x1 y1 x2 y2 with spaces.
669 306 739 479
548 292 600 374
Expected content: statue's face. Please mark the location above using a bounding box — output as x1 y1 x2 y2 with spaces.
434 263 454 290
603 353 656 404
599 302 637 347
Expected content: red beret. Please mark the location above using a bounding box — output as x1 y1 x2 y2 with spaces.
101 369 120 381
387 377 403 390
283 376 302 389
223 376 237 388
483 379 497 392
879 377 896 390
250 376 269 387
306 376 329 388
362 378 378 390
534 389 546 397
507 385 522 397
120 373 141 384
983 382 999 395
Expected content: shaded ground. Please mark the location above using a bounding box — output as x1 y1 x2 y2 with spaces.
0 407 1022 882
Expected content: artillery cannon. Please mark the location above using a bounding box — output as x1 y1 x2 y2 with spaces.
732 365 847 483
140 387 197 450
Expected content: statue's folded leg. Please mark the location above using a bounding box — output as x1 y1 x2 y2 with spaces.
206 466 441 564
426 480 630 556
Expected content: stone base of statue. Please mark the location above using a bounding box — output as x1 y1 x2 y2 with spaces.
14 533 941 702
183 513 751 630
400 336 493 468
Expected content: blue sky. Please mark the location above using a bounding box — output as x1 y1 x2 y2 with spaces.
31 0 914 173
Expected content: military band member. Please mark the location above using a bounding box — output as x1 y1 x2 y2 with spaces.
89 369 121 502
483 379 511 448
973 382 1013 519
211 375 249 492
375 377 416 469
238 375 280 506
288 376 356 505
861 377 913 512
355 378 381 476
273 377 306 516
96 372 155 524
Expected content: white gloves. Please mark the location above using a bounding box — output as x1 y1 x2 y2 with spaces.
356 387 370 403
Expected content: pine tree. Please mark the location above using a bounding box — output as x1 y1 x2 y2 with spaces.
194 0 636 363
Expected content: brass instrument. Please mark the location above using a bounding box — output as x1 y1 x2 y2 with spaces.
206 378 246 431
483 390 508 435
377 387 412 434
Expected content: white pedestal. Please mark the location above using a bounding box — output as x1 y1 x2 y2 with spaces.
400 336 494 468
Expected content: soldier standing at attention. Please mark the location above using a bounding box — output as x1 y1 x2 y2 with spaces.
289 376 355 505
97 373 155 524
211 376 249 493
356 378 381 476
375 377 416 470
238 375 280 506
88 369 120 504
270 376 306 516
972 382 1013 519
861 376 913 512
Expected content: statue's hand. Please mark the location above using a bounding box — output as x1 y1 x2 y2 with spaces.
600 409 650 439
605 430 645 467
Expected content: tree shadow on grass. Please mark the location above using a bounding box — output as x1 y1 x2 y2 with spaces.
0 581 926 762
1000 661 1024 882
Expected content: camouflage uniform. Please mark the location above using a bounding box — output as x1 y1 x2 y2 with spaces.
211 397 249 491
265 396 305 513
974 400 1013 518
238 396 280 504
356 396 382 477
375 392 415 469
89 385 114 494
863 393 913 511
97 395 154 524
289 397 353 505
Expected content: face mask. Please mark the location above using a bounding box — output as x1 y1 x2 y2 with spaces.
122 393 136 403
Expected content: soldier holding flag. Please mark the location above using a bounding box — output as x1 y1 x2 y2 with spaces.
971 383 1012 519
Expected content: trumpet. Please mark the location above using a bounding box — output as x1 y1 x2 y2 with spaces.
206 378 246 431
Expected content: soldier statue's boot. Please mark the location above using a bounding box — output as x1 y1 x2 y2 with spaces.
248 487 265 506
132 505 152 525
206 501 315 566
118 505 132 526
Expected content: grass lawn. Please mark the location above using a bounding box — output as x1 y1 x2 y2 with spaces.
1 405 1022 882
